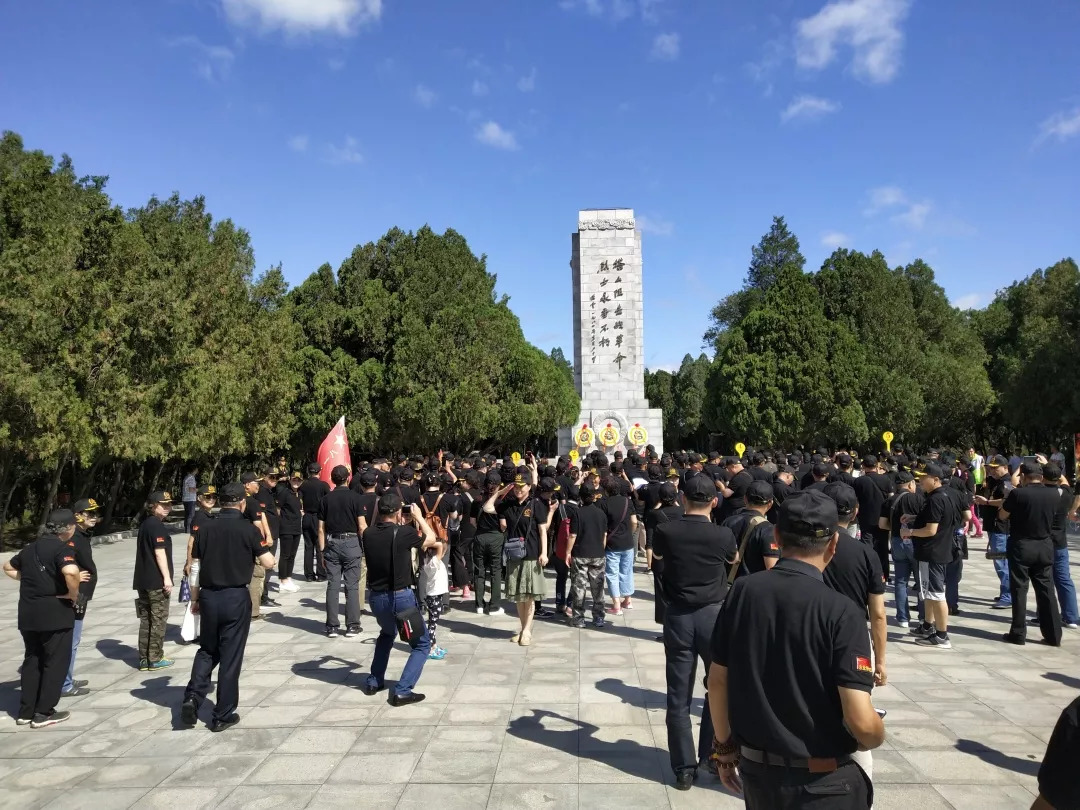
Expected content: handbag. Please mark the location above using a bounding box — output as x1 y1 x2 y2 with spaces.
389 527 426 648
178 576 192 604
503 500 533 561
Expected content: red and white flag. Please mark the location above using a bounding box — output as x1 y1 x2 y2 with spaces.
317 416 351 486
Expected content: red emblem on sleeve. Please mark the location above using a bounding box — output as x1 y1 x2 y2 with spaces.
855 656 873 673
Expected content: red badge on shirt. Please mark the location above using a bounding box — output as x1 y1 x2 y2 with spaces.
769 542 779 551
855 655 873 673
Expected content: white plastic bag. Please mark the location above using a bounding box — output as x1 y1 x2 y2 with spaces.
180 561 201 642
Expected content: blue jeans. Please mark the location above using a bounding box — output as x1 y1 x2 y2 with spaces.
989 532 1010 603
1053 546 1078 624
605 549 635 599
62 618 83 692
367 589 430 697
890 537 923 624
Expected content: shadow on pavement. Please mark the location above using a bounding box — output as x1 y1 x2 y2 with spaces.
1044 671 1080 689
96 638 141 669
130 674 189 730
955 739 1041 776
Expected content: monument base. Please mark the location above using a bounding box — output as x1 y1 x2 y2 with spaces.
558 403 665 457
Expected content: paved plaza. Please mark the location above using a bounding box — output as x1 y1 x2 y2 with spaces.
1 531 1077 810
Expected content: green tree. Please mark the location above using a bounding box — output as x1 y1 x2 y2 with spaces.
644 368 676 447
673 353 711 445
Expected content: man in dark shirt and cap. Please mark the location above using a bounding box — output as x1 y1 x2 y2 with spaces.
299 463 330 582
4 510 83 728
653 474 738 790
708 489 885 807
134 491 177 669
61 498 100 697
901 464 959 649
318 465 368 638
723 480 779 577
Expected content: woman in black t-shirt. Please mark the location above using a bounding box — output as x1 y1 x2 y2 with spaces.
601 477 639 615
472 474 509 614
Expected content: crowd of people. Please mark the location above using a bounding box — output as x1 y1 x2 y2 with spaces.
6 443 1080 809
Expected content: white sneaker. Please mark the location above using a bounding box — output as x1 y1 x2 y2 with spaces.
488 607 506 616
279 580 300 593
476 606 484 614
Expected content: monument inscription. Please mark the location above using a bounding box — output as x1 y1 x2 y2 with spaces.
559 208 665 455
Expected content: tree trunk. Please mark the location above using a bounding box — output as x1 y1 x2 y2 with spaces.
0 459 12 552
37 453 68 533
100 461 126 534
75 456 107 500
134 458 164 525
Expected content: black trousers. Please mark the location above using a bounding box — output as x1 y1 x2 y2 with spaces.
19 627 73 720
553 556 570 606
663 602 720 775
450 530 473 588
184 587 251 723
871 528 890 582
1009 537 1062 644
741 758 871 810
279 533 300 580
301 515 325 579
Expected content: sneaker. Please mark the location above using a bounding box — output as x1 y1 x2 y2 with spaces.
210 713 240 733
1002 633 1026 645
180 699 198 727
915 634 952 649
593 618 606 629
150 659 174 670
675 768 696 790
570 617 586 628
326 627 340 639
279 580 300 593
428 647 447 660
260 598 281 608
1065 622 1079 629
15 717 33 726
138 659 151 671
30 711 70 729
909 624 936 639
462 586 472 599
60 687 89 698
73 679 89 688
991 602 1012 609
535 607 554 618
344 625 362 638
476 606 485 614
488 607 506 616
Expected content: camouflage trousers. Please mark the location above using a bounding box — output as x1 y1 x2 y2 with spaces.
136 588 170 664
569 557 606 622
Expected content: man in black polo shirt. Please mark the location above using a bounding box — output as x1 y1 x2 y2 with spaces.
62 498 100 698
299 463 330 582
134 491 177 670
999 463 1062 646
653 474 738 790
255 469 283 609
241 472 273 619
853 455 889 579
769 465 797 523
318 465 367 639
716 456 752 524
722 480 779 577
181 483 274 732
901 464 959 649
708 489 885 808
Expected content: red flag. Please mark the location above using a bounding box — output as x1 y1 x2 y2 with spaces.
317 416 351 486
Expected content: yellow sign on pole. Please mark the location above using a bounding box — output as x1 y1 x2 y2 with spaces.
734 442 746 457
511 452 522 466
882 431 894 452
569 449 580 464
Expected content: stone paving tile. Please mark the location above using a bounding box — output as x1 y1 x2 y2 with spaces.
3 534 1078 809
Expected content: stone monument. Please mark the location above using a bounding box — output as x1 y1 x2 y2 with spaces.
558 208 665 456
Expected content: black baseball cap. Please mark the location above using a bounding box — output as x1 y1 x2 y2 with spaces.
723 456 741 467
1020 461 1043 477
308 462 322 475
921 463 945 480
746 480 774 505
72 498 100 513
823 482 858 516
565 483 580 501
196 485 217 497
537 477 556 493
895 470 914 484
240 472 259 485
359 470 378 487
862 455 878 468
812 462 828 477
220 482 247 502
47 509 76 528
659 482 679 503
777 490 838 539
1043 462 1062 479
378 491 404 514
263 467 280 479
665 467 680 479
683 474 717 503
148 491 174 504
988 454 1009 468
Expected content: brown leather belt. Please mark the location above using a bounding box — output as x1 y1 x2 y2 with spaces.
740 746 852 773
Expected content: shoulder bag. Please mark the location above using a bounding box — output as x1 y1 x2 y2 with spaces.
388 526 426 648
503 499 533 561
728 514 768 585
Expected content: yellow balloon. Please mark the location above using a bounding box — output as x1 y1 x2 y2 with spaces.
734 442 746 457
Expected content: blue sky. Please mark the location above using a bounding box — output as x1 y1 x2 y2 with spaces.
2 0 1078 371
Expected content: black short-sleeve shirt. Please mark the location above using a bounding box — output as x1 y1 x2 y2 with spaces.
255 483 281 539
653 515 737 608
71 527 98 600
852 474 886 532
711 558 873 759
913 486 958 564
601 495 635 551
133 516 173 590
1003 484 1059 542
363 521 424 591
357 492 378 530
191 508 215 536
887 490 924 537
498 495 549 560
978 475 1012 535
1049 483 1072 550
823 531 885 611
473 496 503 535
723 508 780 577
12 535 78 631
319 485 366 536
298 478 330 514
768 480 796 523
420 491 458 525
569 502 608 558
192 510 267 589
644 503 684 550
276 484 303 535
718 471 752 523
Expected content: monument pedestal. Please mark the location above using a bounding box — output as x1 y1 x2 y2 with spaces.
558 208 665 456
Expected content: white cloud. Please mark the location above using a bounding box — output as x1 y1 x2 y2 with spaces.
170 35 235 81
795 0 912 83
892 201 930 229
781 94 840 122
559 0 636 22
471 79 489 97
287 134 309 152
1037 107 1080 144
650 32 680 61
222 0 382 36
326 136 363 164
821 231 850 249
414 84 436 108
639 0 664 23
952 292 988 310
475 121 519 151
744 37 785 97
863 186 932 230
517 68 537 93
637 215 674 236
